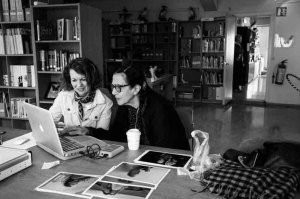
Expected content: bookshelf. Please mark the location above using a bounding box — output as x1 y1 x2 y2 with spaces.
176 20 202 103
131 22 177 77
201 18 226 103
0 2 103 129
32 3 103 109
105 21 178 100
0 0 35 129
176 18 232 104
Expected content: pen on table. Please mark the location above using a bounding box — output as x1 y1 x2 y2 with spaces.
20 138 30 145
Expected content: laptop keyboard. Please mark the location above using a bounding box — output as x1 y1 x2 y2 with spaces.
59 136 85 152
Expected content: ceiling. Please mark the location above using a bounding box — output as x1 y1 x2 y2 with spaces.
199 0 218 11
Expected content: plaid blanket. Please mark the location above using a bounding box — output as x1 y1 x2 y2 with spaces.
202 159 300 199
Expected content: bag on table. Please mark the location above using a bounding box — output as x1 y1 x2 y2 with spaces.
187 130 223 181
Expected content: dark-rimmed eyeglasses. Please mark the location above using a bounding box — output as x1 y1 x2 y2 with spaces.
79 144 107 159
111 84 129 93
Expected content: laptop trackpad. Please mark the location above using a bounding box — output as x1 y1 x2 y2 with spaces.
68 136 107 147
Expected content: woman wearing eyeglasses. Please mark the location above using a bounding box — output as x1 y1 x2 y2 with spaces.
49 58 113 136
106 65 190 150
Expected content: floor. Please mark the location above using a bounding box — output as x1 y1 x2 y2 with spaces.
188 103 300 154
233 74 267 103
180 102 300 197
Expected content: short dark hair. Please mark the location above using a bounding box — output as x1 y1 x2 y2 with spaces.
61 57 101 91
114 65 149 95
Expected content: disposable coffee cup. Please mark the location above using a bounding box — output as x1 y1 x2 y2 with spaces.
126 129 141 150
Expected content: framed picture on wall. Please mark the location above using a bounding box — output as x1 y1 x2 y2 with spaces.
45 82 60 99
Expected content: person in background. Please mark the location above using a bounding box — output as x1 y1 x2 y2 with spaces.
233 34 244 92
107 65 190 150
49 57 113 136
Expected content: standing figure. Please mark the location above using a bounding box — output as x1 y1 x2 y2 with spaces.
233 34 244 92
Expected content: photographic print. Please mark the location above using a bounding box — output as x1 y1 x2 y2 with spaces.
100 176 155 189
134 150 193 169
83 180 153 199
105 162 170 188
35 172 99 198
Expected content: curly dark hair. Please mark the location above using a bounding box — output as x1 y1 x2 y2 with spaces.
60 57 101 91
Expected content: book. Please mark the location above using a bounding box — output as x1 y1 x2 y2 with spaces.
0 92 7 117
39 50 46 71
24 7 31 21
14 28 23 54
4 29 12 54
36 20 56 41
192 56 201 68
0 29 4 54
3 92 9 117
16 9 24 21
16 0 26 22
10 97 35 118
74 17 78 40
9 0 17 21
20 28 32 54
11 98 19 117
56 18 64 40
0 0 3 22
65 18 73 40
2 0 10 22
31 65 35 87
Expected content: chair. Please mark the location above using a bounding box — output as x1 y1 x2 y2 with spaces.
175 106 194 151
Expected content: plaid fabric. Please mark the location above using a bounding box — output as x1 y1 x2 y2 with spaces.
202 159 300 199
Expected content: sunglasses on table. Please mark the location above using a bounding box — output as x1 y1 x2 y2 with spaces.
111 84 130 93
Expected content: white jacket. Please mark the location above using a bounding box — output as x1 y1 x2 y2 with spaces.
49 89 113 130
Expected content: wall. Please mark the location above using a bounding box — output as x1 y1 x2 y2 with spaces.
83 0 300 105
83 0 276 21
267 0 300 105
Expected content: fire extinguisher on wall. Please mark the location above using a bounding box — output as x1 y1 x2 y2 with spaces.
273 59 288 85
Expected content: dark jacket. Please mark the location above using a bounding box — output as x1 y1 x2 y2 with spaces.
95 89 190 150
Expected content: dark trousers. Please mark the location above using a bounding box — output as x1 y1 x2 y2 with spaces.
233 60 243 90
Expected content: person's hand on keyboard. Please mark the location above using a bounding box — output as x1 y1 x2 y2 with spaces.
60 126 89 136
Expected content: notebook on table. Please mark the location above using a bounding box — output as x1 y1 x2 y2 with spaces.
22 102 124 160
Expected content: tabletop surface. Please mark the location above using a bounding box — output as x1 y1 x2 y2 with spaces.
0 127 220 199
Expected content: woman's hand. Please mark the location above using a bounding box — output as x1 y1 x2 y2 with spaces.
60 126 89 136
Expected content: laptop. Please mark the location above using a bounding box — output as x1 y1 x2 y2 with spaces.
22 102 116 160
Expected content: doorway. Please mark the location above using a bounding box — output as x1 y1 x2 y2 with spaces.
233 16 270 104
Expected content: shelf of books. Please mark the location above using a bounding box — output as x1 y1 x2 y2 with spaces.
176 20 202 103
0 0 35 129
105 21 177 100
175 18 229 104
1 1 103 129
201 18 225 103
32 3 103 109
